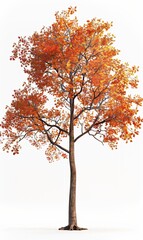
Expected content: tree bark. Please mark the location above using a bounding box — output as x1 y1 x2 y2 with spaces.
59 98 87 230
68 104 77 228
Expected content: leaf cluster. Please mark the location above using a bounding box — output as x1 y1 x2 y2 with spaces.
1 7 143 161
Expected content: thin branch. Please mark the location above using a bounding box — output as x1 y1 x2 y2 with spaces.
73 73 86 99
88 131 104 145
79 121 84 134
18 108 69 152
74 115 111 142
74 83 109 120
19 114 69 136
18 129 38 142
74 114 99 142
53 129 61 144
44 129 69 154
39 117 69 135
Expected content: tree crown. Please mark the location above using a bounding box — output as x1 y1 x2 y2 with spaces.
1 6 143 161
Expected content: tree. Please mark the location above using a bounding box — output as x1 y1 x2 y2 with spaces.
0 7 143 230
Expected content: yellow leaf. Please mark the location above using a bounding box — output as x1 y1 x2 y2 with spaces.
66 60 71 68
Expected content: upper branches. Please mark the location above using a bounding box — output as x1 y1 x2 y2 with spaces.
1 6 143 160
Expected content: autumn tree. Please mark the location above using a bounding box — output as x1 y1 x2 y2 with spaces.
0 7 143 230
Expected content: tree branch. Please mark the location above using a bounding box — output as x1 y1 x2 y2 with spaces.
74 115 111 142
39 117 69 135
38 114 69 153
88 131 104 145
44 129 69 154
74 83 109 120
73 73 86 99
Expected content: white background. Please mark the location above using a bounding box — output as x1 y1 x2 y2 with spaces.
0 0 143 239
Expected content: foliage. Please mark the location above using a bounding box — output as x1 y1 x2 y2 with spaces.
1 7 143 161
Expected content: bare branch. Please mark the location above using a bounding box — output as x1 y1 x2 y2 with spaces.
88 131 104 145
74 114 99 142
74 114 111 142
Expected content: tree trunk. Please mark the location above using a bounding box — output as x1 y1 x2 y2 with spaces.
59 98 87 230
68 117 77 228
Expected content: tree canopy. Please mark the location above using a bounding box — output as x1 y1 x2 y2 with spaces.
1 6 143 161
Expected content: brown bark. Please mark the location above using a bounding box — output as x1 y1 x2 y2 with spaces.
68 98 77 227
59 98 87 230
68 118 77 227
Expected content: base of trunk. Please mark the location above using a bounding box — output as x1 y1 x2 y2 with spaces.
59 225 87 230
